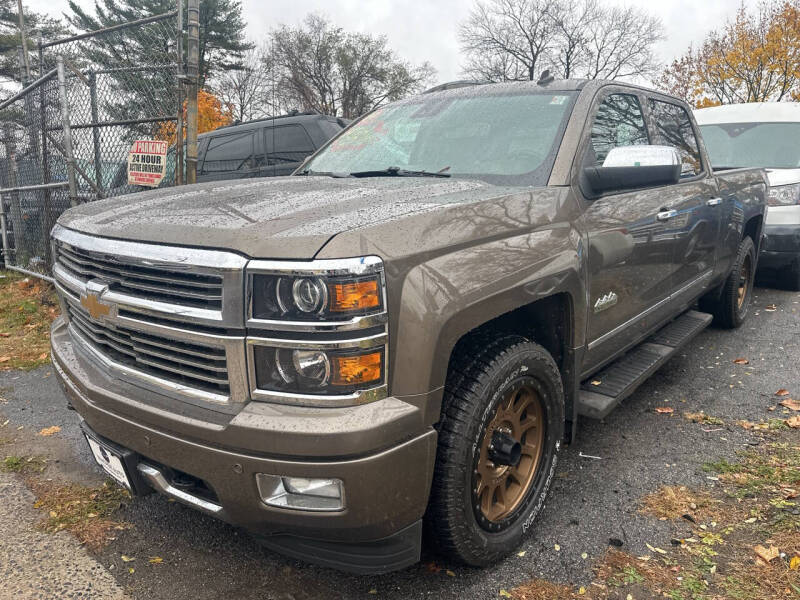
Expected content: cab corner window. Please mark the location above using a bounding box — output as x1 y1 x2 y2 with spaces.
648 99 703 177
590 93 649 166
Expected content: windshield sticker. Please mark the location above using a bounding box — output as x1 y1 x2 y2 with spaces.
550 95 568 105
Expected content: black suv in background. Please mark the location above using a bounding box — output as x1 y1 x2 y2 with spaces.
196 112 348 182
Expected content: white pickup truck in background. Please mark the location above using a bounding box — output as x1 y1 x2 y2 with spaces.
695 102 800 290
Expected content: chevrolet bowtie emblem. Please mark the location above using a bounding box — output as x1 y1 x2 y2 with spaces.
80 281 114 320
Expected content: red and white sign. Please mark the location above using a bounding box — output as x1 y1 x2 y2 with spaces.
127 140 168 187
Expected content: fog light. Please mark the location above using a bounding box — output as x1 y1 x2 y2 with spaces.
256 473 345 511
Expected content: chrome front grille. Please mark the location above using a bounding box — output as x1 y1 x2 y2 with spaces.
55 241 224 310
68 304 230 395
51 225 249 405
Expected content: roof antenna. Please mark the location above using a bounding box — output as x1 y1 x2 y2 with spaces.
537 69 554 86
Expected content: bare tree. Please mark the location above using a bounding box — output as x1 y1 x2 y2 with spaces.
459 0 663 82
212 45 273 123
460 0 556 81
582 5 663 80
267 14 435 119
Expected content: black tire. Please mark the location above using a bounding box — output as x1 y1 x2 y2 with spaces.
426 335 564 567
700 236 756 329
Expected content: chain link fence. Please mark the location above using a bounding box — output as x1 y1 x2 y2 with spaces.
0 9 183 278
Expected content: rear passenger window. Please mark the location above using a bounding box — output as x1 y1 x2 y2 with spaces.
265 125 315 165
202 132 255 173
648 99 703 177
590 94 649 165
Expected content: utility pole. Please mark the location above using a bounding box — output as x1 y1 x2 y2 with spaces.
16 0 31 82
175 0 184 185
186 0 199 184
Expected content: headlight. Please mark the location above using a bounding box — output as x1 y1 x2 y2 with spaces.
249 257 385 322
250 343 385 397
768 183 800 206
246 257 388 405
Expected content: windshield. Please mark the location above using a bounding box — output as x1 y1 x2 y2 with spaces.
303 90 577 186
699 122 800 169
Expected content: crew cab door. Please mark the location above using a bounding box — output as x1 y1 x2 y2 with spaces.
644 96 719 304
580 90 681 372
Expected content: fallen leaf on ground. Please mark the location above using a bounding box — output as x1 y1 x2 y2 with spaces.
779 398 800 411
446 570 455 577
148 556 163 564
765 304 777 311
776 389 791 396
646 542 667 554
790 556 800 570
499 591 512 598
121 555 135 562
655 407 674 414
754 545 779 563
590 380 601 386
0 356 10 363
0 332 10 337
733 358 749 364
38 426 61 436
38 352 48 360
787 415 800 429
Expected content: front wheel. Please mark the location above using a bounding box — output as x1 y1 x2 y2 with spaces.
426 336 564 566
700 236 756 328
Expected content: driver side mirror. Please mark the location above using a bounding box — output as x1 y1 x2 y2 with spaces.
584 145 682 194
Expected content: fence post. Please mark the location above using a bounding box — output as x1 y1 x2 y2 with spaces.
16 0 31 81
2 123 23 265
186 0 199 185
0 198 11 267
56 56 79 207
89 70 103 194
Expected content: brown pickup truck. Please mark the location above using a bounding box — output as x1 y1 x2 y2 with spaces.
50 79 767 574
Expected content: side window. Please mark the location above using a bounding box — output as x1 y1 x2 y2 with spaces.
202 132 254 173
648 99 703 177
590 93 649 165
265 125 316 165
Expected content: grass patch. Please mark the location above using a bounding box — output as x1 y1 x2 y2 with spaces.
513 440 800 600
30 479 130 552
510 579 577 599
684 412 725 426
0 270 59 371
1 454 47 473
641 485 716 521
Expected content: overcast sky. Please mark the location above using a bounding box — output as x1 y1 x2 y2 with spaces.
25 0 758 84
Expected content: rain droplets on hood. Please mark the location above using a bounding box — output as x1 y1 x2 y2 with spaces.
57 175 522 258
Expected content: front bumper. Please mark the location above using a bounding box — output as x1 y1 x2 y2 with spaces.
51 318 437 573
759 224 800 270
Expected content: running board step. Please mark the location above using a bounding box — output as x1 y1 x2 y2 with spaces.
578 310 712 420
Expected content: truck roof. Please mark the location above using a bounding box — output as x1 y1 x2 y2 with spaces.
694 102 800 124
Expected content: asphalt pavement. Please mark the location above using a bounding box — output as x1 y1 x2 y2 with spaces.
1 284 798 600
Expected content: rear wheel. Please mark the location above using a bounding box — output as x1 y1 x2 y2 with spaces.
426 336 564 566
700 236 756 328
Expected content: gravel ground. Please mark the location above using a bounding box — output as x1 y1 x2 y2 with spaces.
1 285 798 600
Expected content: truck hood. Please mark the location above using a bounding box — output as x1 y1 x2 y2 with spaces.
766 168 800 187
57 176 523 259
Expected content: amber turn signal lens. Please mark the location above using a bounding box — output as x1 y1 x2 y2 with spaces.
328 279 380 312
331 351 382 386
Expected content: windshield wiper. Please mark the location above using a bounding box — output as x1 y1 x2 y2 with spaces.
347 166 451 178
297 169 352 178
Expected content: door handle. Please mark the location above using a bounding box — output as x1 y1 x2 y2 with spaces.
656 209 678 221
706 197 722 206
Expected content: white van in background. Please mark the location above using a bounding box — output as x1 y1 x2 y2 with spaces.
695 103 800 290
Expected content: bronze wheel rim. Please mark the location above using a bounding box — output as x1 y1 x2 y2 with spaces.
738 254 752 309
475 382 545 523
